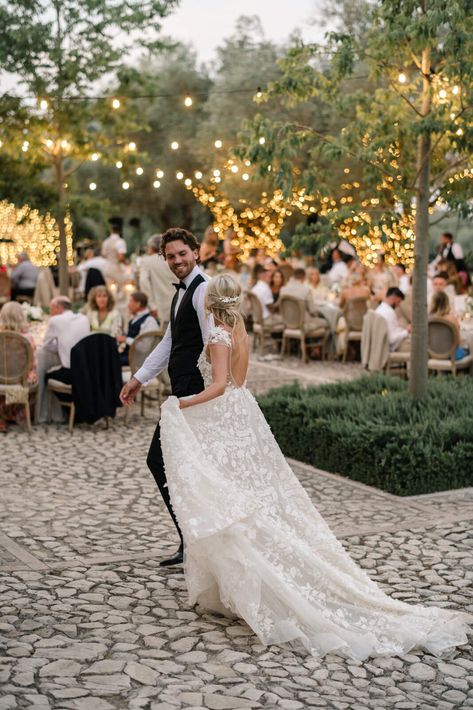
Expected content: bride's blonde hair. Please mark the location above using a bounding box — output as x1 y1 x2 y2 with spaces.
205 273 245 333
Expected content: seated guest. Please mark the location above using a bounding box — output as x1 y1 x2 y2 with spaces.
270 269 285 304
327 249 349 288
117 291 159 366
307 267 329 301
376 287 410 352
368 253 396 301
430 291 470 361
339 271 371 308
85 286 123 337
0 301 38 431
251 265 283 327
11 252 40 301
393 263 410 295
43 296 90 386
430 271 455 309
280 268 328 331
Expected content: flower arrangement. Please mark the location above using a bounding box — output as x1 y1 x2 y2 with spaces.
21 302 44 321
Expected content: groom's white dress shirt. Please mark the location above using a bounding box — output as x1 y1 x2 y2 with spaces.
134 265 210 385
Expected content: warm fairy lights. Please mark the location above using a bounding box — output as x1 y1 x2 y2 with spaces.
0 200 73 266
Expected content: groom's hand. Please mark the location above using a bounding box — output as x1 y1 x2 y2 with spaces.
120 377 142 405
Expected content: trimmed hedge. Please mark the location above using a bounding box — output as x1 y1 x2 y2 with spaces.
257 375 473 496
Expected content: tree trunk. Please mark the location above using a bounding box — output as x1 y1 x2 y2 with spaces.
54 156 69 296
409 44 431 399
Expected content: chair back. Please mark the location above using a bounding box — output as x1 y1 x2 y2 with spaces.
247 291 264 326
0 271 10 300
343 297 368 331
33 268 56 308
361 311 389 371
129 330 163 374
279 295 305 330
0 331 32 385
427 317 458 360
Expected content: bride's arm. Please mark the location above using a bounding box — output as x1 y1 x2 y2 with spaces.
179 343 229 409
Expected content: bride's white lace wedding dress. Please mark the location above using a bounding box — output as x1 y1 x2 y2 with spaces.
160 326 471 660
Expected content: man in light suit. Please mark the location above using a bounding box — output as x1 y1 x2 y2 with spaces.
138 234 176 328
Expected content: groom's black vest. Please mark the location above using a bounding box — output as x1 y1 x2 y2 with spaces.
168 273 205 396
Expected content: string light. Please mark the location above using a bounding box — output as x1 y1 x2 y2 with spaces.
213 169 220 177
91 152 100 161
39 99 48 110
122 181 130 190
112 98 121 109
128 141 136 151
116 161 123 168
22 141 29 152
176 171 184 180
258 137 266 145
438 89 447 100
136 166 143 175
153 180 161 188
184 178 192 186
242 173 249 181
452 85 460 95
214 140 223 149
194 171 203 179
171 141 179 150
89 182 97 191
156 169 164 178
230 165 238 173
184 96 193 107
0 200 73 267
398 73 407 84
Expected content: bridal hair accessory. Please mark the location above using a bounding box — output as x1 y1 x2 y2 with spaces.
219 295 239 304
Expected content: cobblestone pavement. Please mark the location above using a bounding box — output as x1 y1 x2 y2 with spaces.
1 359 473 710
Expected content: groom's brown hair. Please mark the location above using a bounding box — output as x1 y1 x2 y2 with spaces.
161 228 201 262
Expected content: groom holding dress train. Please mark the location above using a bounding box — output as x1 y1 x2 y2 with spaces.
120 228 209 567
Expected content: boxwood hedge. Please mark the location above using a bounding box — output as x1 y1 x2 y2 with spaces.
257 375 473 496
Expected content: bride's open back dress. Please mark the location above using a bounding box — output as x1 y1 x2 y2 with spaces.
160 326 471 660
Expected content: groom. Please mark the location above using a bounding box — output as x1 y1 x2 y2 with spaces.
120 228 209 566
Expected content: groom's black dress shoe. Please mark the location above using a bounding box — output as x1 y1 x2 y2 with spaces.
159 547 184 567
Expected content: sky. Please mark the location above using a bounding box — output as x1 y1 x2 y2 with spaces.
160 0 326 65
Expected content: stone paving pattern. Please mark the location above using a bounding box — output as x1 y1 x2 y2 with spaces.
1 357 473 709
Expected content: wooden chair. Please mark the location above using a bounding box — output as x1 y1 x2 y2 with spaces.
361 311 409 376
279 295 328 363
341 297 368 362
0 271 10 305
246 291 283 355
427 317 472 376
0 332 37 432
47 376 75 433
122 330 170 422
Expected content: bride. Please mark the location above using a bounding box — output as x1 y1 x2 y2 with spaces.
159 273 471 661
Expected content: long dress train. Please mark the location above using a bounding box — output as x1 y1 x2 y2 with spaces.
160 326 472 661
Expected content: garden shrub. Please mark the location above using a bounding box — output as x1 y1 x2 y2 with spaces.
257 375 473 496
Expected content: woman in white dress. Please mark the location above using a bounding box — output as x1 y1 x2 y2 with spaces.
159 274 471 661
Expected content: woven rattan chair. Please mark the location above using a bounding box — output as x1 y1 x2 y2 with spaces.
0 271 10 305
341 297 368 362
0 331 37 432
122 330 170 422
279 295 328 363
427 317 472 376
247 291 283 355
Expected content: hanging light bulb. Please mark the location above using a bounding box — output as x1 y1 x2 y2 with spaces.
452 85 460 95
439 89 447 99
213 169 220 177
116 161 123 169
176 171 184 180
184 178 192 186
398 73 407 84
22 141 29 152
230 165 238 173
39 99 48 110
194 171 203 180
242 173 249 181
89 182 97 191
171 141 179 150
156 169 164 178
91 152 100 161
128 141 137 151
136 167 143 175
244 159 251 167
112 98 121 109
214 176 221 183
122 181 130 190
184 96 193 107
214 139 223 149
45 139 54 149
153 180 161 188
61 139 70 150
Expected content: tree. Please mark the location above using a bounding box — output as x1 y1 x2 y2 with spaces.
240 0 473 399
0 0 177 293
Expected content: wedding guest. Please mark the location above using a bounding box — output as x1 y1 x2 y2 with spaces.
327 249 349 287
393 264 410 295
339 271 371 308
368 253 396 301
307 268 329 300
0 301 38 431
431 271 455 309
101 217 127 262
11 252 39 301
251 265 282 327
117 291 159 366
376 287 410 352
270 269 285 304
138 234 176 325
43 296 90 386
76 248 109 294
86 286 123 337
429 291 469 361
280 268 328 331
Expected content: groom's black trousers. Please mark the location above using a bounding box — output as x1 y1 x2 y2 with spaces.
146 373 204 546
